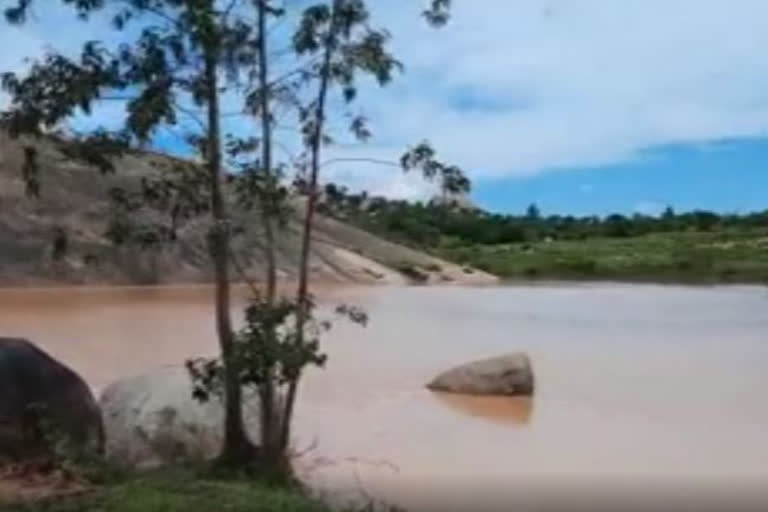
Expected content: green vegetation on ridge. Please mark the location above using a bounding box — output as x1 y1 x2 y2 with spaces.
441 231 768 283
319 189 768 283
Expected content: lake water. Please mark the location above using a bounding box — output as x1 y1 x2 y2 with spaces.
2 283 768 510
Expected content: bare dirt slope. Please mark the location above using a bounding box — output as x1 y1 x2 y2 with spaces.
0 133 497 287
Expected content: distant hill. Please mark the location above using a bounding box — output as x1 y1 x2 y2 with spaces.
0 133 497 287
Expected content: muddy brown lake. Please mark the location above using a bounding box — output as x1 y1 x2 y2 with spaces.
2 283 768 510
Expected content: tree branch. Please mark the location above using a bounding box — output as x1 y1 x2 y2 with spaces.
115 0 183 30
274 140 299 165
222 0 241 22
229 249 262 299
267 58 322 89
173 100 207 131
320 157 400 169
100 95 140 102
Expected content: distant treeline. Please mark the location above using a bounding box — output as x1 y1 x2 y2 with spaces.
318 184 768 248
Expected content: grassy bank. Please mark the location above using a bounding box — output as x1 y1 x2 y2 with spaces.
321 190 768 285
436 230 768 284
2 468 332 512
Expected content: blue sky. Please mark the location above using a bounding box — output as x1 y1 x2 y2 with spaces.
2 0 768 216
474 138 768 216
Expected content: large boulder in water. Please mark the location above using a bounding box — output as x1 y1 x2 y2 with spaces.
0 338 103 462
99 366 262 469
426 353 534 396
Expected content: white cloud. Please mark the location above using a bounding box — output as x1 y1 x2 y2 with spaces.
4 1 768 199
353 0 768 184
319 143 439 200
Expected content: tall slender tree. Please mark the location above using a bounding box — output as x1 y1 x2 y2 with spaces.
279 0 463 451
1 0 260 464
2 0 463 474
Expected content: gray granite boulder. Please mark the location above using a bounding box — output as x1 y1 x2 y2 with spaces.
426 352 534 396
99 366 263 469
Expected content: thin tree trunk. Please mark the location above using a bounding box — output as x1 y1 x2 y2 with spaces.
279 0 339 452
256 0 279 465
441 184 448 226
205 47 251 463
258 1 278 304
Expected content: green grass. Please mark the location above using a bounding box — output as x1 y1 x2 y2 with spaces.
2 468 333 512
437 230 768 283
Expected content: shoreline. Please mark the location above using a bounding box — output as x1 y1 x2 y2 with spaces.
497 274 768 288
0 276 767 294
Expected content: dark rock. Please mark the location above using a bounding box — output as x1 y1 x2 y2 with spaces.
0 338 103 462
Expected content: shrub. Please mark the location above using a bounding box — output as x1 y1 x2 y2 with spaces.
394 262 429 283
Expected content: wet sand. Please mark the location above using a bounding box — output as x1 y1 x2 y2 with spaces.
2 282 768 510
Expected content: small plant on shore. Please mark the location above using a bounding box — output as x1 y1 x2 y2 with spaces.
12 402 120 488
187 294 368 475
394 262 429 283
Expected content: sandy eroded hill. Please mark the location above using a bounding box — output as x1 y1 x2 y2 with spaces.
0 133 497 287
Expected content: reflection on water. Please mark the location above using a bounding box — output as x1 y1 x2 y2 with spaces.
2 282 768 509
430 392 533 426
